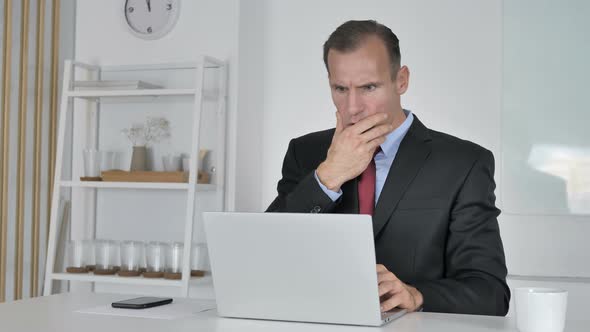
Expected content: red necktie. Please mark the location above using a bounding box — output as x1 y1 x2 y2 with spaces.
358 148 380 215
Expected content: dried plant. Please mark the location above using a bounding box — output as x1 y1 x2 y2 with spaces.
121 123 145 146
144 117 171 144
121 117 171 146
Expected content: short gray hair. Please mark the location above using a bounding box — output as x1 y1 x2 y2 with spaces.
323 20 401 79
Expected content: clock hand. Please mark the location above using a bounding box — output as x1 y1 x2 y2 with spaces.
146 0 151 12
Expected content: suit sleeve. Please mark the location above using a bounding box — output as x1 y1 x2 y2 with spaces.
266 139 340 213
411 149 510 316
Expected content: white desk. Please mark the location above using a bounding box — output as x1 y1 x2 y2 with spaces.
0 292 587 332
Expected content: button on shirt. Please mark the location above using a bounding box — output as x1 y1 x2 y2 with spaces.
314 110 415 204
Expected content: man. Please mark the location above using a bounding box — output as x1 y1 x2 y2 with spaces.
266 20 510 316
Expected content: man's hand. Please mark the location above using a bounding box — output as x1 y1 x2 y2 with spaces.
316 112 393 192
377 264 423 312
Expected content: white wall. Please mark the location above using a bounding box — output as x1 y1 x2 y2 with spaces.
234 0 265 211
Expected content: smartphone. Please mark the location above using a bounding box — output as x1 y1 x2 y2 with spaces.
111 296 173 309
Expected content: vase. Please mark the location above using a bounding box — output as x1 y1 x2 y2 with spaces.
130 146 147 171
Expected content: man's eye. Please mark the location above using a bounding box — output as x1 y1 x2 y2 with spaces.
363 84 377 91
334 86 347 93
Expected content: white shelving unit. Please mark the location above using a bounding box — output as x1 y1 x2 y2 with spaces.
43 57 227 297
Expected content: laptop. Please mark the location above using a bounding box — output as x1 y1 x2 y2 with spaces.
203 212 406 326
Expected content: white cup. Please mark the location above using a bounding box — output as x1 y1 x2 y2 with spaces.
166 242 183 273
162 155 181 171
146 241 166 273
83 149 101 177
119 241 143 272
182 157 190 172
66 240 86 268
100 151 115 172
95 240 118 271
515 287 568 332
82 239 95 268
190 242 207 271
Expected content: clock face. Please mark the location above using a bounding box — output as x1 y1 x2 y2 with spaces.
124 0 180 39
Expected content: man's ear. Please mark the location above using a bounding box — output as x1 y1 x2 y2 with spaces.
396 66 410 95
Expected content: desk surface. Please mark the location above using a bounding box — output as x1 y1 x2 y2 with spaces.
0 292 587 332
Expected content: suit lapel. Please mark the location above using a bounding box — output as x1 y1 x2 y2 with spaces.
372 116 432 238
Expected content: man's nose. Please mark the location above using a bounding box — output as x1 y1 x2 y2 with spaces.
346 90 363 116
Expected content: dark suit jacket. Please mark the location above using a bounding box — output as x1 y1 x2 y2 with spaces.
266 115 510 316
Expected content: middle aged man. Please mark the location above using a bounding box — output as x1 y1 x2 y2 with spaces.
267 20 510 316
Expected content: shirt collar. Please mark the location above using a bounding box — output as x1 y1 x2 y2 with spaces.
380 109 414 158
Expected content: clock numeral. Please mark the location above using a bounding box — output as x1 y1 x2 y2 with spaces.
147 27 153 34
128 7 134 13
166 3 172 10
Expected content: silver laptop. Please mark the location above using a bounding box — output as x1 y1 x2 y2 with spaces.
203 212 406 326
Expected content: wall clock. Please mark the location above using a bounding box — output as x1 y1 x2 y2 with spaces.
124 0 180 40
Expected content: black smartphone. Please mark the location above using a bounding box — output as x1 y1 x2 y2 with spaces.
111 296 173 309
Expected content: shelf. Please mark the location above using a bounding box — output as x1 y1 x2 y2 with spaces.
67 88 197 98
60 181 218 191
60 181 188 190
98 60 222 72
51 273 213 287
51 272 181 287
65 89 219 103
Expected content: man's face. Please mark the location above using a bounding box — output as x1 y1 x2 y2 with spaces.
327 36 408 127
